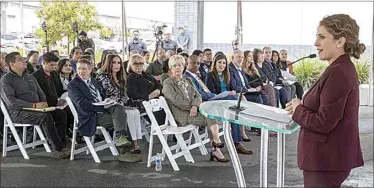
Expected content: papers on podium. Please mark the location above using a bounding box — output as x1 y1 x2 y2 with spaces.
239 102 292 124
208 91 232 101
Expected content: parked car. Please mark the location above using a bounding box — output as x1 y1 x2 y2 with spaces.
1 35 21 48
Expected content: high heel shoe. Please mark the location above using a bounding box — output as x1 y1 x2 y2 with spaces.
212 141 224 148
209 151 230 162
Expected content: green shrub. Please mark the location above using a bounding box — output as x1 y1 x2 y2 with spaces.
293 59 328 89
352 58 370 84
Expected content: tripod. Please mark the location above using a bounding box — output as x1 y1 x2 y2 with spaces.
151 35 163 62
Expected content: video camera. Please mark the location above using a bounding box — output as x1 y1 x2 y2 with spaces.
154 24 167 38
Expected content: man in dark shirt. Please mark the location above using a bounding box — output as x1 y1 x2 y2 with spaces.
0 52 69 158
78 31 95 53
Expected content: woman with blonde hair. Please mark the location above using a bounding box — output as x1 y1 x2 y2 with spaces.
163 55 230 162
0 52 7 77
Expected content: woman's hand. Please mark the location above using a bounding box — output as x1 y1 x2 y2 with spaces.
230 90 236 95
285 98 302 115
190 105 198 116
149 89 161 99
255 86 262 91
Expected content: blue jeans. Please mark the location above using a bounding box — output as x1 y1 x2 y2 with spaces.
276 87 289 109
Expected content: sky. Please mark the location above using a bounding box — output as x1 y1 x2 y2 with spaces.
7 1 373 46
90 1 373 46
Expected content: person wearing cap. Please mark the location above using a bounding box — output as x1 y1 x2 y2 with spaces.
78 31 95 53
176 27 190 53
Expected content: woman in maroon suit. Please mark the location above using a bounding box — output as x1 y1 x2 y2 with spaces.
285 14 365 187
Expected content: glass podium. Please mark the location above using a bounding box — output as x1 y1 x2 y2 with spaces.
199 100 300 188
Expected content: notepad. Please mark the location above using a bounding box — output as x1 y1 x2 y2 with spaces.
23 107 56 112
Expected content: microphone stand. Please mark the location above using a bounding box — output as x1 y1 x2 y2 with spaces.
228 54 316 112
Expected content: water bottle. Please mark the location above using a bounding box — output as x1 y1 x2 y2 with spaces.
155 153 162 171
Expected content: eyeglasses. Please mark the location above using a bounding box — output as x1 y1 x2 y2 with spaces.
133 62 144 66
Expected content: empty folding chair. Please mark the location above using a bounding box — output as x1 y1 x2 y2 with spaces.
65 97 118 163
143 96 208 171
1 99 51 159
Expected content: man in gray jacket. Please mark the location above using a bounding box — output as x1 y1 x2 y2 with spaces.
0 52 70 158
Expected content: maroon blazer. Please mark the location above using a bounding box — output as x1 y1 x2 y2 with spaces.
293 54 364 171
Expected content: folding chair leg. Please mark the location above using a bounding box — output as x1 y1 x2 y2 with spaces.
32 126 37 149
70 127 77 161
9 125 29 159
147 133 154 167
158 134 180 171
22 127 27 145
175 133 194 163
83 136 101 163
192 129 208 155
161 135 168 159
34 126 51 153
102 129 118 156
3 125 8 157
87 136 95 155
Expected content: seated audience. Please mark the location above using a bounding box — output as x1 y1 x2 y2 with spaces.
260 47 290 108
123 50 139 74
184 55 236 101
68 59 140 162
163 55 230 162
141 50 151 70
229 50 264 104
0 52 69 158
145 48 167 82
54 58 74 97
69 47 82 74
126 54 166 125
272 50 296 100
97 54 143 154
50 50 59 58
26 50 40 74
278 49 304 99
205 53 252 154
243 50 272 106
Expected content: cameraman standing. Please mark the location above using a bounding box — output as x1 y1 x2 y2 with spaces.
128 30 147 54
161 32 177 53
78 31 95 53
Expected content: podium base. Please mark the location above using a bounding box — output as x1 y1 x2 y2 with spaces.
229 106 246 112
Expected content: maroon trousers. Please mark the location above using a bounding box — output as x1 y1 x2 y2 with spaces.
303 170 351 188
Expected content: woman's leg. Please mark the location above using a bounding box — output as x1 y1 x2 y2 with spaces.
125 109 142 151
231 123 241 143
278 88 289 109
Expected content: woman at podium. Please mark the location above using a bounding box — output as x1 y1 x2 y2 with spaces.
286 14 364 187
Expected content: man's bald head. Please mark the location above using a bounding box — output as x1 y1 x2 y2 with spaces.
232 50 244 67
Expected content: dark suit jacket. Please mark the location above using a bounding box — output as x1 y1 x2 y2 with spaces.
198 62 210 83
32 68 59 107
126 72 162 101
205 72 235 94
51 71 65 97
228 63 249 93
68 76 105 137
184 71 215 101
292 54 364 171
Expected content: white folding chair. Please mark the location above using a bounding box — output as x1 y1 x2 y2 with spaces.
1 99 51 159
143 97 208 171
65 97 119 163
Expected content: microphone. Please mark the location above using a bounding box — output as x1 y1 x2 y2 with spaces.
228 54 316 112
288 54 316 66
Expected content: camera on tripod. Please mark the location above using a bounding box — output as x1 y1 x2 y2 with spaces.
154 24 167 38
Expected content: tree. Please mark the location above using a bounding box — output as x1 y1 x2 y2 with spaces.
99 26 113 39
34 0 102 48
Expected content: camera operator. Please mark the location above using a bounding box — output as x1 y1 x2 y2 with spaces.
128 30 147 54
161 32 177 53
78 31 95 53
